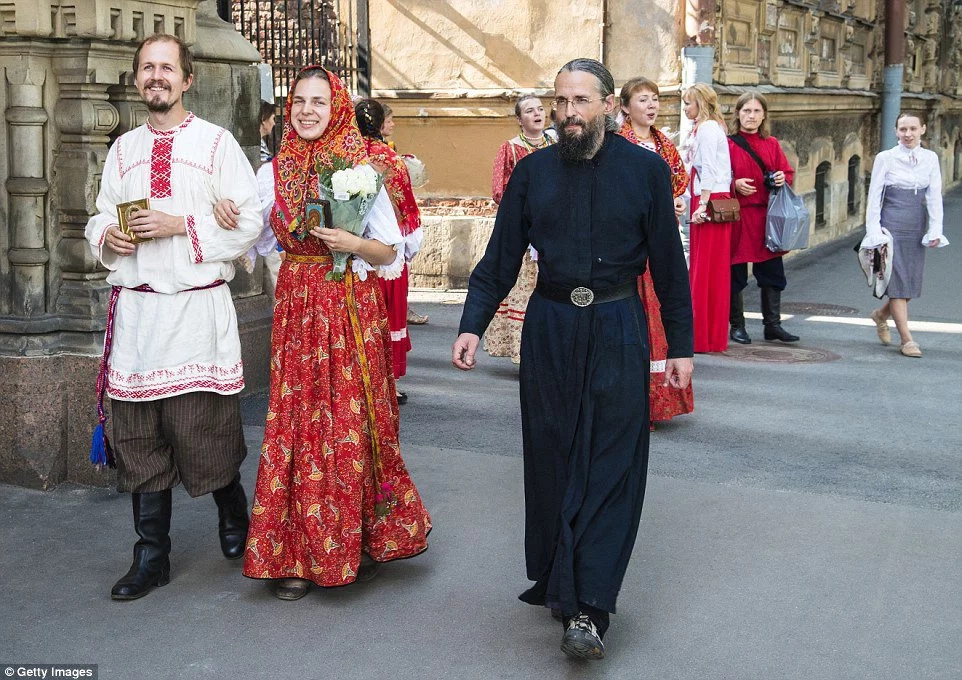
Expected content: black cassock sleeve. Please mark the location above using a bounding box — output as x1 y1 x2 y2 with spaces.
458 156 531 337
644 160 694 358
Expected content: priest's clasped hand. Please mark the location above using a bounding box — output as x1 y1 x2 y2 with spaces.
451 332 479 370
663 357 693 389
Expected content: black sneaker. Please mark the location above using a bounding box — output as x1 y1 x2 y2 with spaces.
560 613 605 660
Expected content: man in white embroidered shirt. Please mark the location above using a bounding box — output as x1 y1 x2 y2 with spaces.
85 34 262 601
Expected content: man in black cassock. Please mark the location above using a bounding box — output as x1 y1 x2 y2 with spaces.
452 58 694 661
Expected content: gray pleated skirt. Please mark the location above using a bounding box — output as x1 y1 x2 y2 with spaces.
882 186 927 299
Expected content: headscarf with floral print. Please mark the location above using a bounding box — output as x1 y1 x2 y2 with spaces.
271 66 367 236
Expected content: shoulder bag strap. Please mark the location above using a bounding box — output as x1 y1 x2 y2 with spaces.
729 133 768 175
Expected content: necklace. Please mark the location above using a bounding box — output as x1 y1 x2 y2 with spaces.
519 132 551 150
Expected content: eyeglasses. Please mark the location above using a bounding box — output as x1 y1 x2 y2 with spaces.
551 96 604 112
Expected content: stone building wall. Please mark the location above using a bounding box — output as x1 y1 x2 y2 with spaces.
373 1 962 289
0 0 268 489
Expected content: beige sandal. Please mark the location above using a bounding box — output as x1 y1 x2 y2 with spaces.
899 341 922 358
871 309 891 345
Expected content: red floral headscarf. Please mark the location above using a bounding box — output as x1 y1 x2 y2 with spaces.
272 66 367 236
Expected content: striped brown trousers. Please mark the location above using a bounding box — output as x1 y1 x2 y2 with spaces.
110 391 248 497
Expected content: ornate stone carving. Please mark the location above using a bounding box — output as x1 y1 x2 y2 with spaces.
3 62 49 321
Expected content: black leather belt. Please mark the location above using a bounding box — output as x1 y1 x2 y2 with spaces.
535 280 636 307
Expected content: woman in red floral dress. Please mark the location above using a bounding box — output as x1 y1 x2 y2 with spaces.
354 98 422 402
485 95 555 363
242 67 431 601
617 77 694 424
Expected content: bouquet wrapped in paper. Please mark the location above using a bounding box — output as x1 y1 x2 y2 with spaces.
292 160 384 281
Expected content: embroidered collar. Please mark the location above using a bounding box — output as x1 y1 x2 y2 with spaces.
147 112 195 137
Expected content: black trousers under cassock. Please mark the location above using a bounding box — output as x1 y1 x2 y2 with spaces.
517 291 651 617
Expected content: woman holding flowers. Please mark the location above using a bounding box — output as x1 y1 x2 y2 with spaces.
241 66 431 601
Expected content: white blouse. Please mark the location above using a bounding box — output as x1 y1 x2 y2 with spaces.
863 143 948 248
687 119 732 195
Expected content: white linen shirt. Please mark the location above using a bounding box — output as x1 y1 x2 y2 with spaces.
85 113 262 401
687 119 732 195
863 143 948 248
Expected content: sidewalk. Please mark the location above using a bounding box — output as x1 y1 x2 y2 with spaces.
2 189 960 679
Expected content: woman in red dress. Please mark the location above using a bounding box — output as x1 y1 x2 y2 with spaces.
485 95 555 363
683 83 735 353
617 76 694 424
242 67 431 601
355 98 423 402
727 91 799 343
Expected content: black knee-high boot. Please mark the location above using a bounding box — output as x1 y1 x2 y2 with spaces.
111 490 172 600
761 287 799 342
212 474 249 559
729 290 751 344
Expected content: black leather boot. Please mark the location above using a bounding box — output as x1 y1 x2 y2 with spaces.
212 474 249 559
729 290 751 344
761 287 799 342
111 490 172 600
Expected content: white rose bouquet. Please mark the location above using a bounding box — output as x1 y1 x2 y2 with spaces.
315 159 384 281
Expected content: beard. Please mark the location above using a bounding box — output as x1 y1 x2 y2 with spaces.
143 80 175 113
556 113 607 162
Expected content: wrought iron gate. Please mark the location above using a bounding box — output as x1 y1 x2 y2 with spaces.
218 0 370 102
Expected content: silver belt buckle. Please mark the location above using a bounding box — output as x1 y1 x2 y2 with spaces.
570 286 594 307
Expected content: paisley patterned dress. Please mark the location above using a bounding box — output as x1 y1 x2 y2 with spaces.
243 67 431 587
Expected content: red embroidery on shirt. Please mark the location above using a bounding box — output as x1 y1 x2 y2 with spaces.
150 136 174 199
186 215 203 263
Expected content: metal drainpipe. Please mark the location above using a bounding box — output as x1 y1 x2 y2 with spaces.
599 0 607 64
680 0 716 149
880 0 904 150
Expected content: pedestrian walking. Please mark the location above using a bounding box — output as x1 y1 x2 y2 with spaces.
485 95 556 364
863 112 948 357
241 66 431 601
684 83 734 353
618 76 694 424
381 102 430 326
355 97 423 402
452 58 693 660
84 34 263 601
727 91 799 344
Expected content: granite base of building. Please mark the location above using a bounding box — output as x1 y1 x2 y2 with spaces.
0 294 273 490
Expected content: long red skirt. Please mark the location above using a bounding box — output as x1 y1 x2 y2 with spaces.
638 269 694 421
689 194 733 353
377 264 411 380
243 258 431 587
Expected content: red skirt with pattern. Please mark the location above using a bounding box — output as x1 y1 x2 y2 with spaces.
638 269 694 422
243 256 431 587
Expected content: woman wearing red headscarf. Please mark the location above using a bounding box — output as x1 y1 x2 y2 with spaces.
354 98 422 401
241 68 431 601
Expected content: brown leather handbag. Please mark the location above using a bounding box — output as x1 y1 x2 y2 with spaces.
706 197 741 222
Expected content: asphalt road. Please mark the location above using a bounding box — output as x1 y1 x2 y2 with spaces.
2 190 960 679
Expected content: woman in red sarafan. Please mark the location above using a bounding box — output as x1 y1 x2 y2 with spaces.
683 83 735 353
242 67 431 601
726 91 799 344
354 98 422 401
485 94 555 363
617 76 694 424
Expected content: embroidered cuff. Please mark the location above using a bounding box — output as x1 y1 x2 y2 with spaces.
185 215 203 263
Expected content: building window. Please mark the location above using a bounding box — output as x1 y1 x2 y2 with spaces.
847 155 861 215
815 161 831 227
